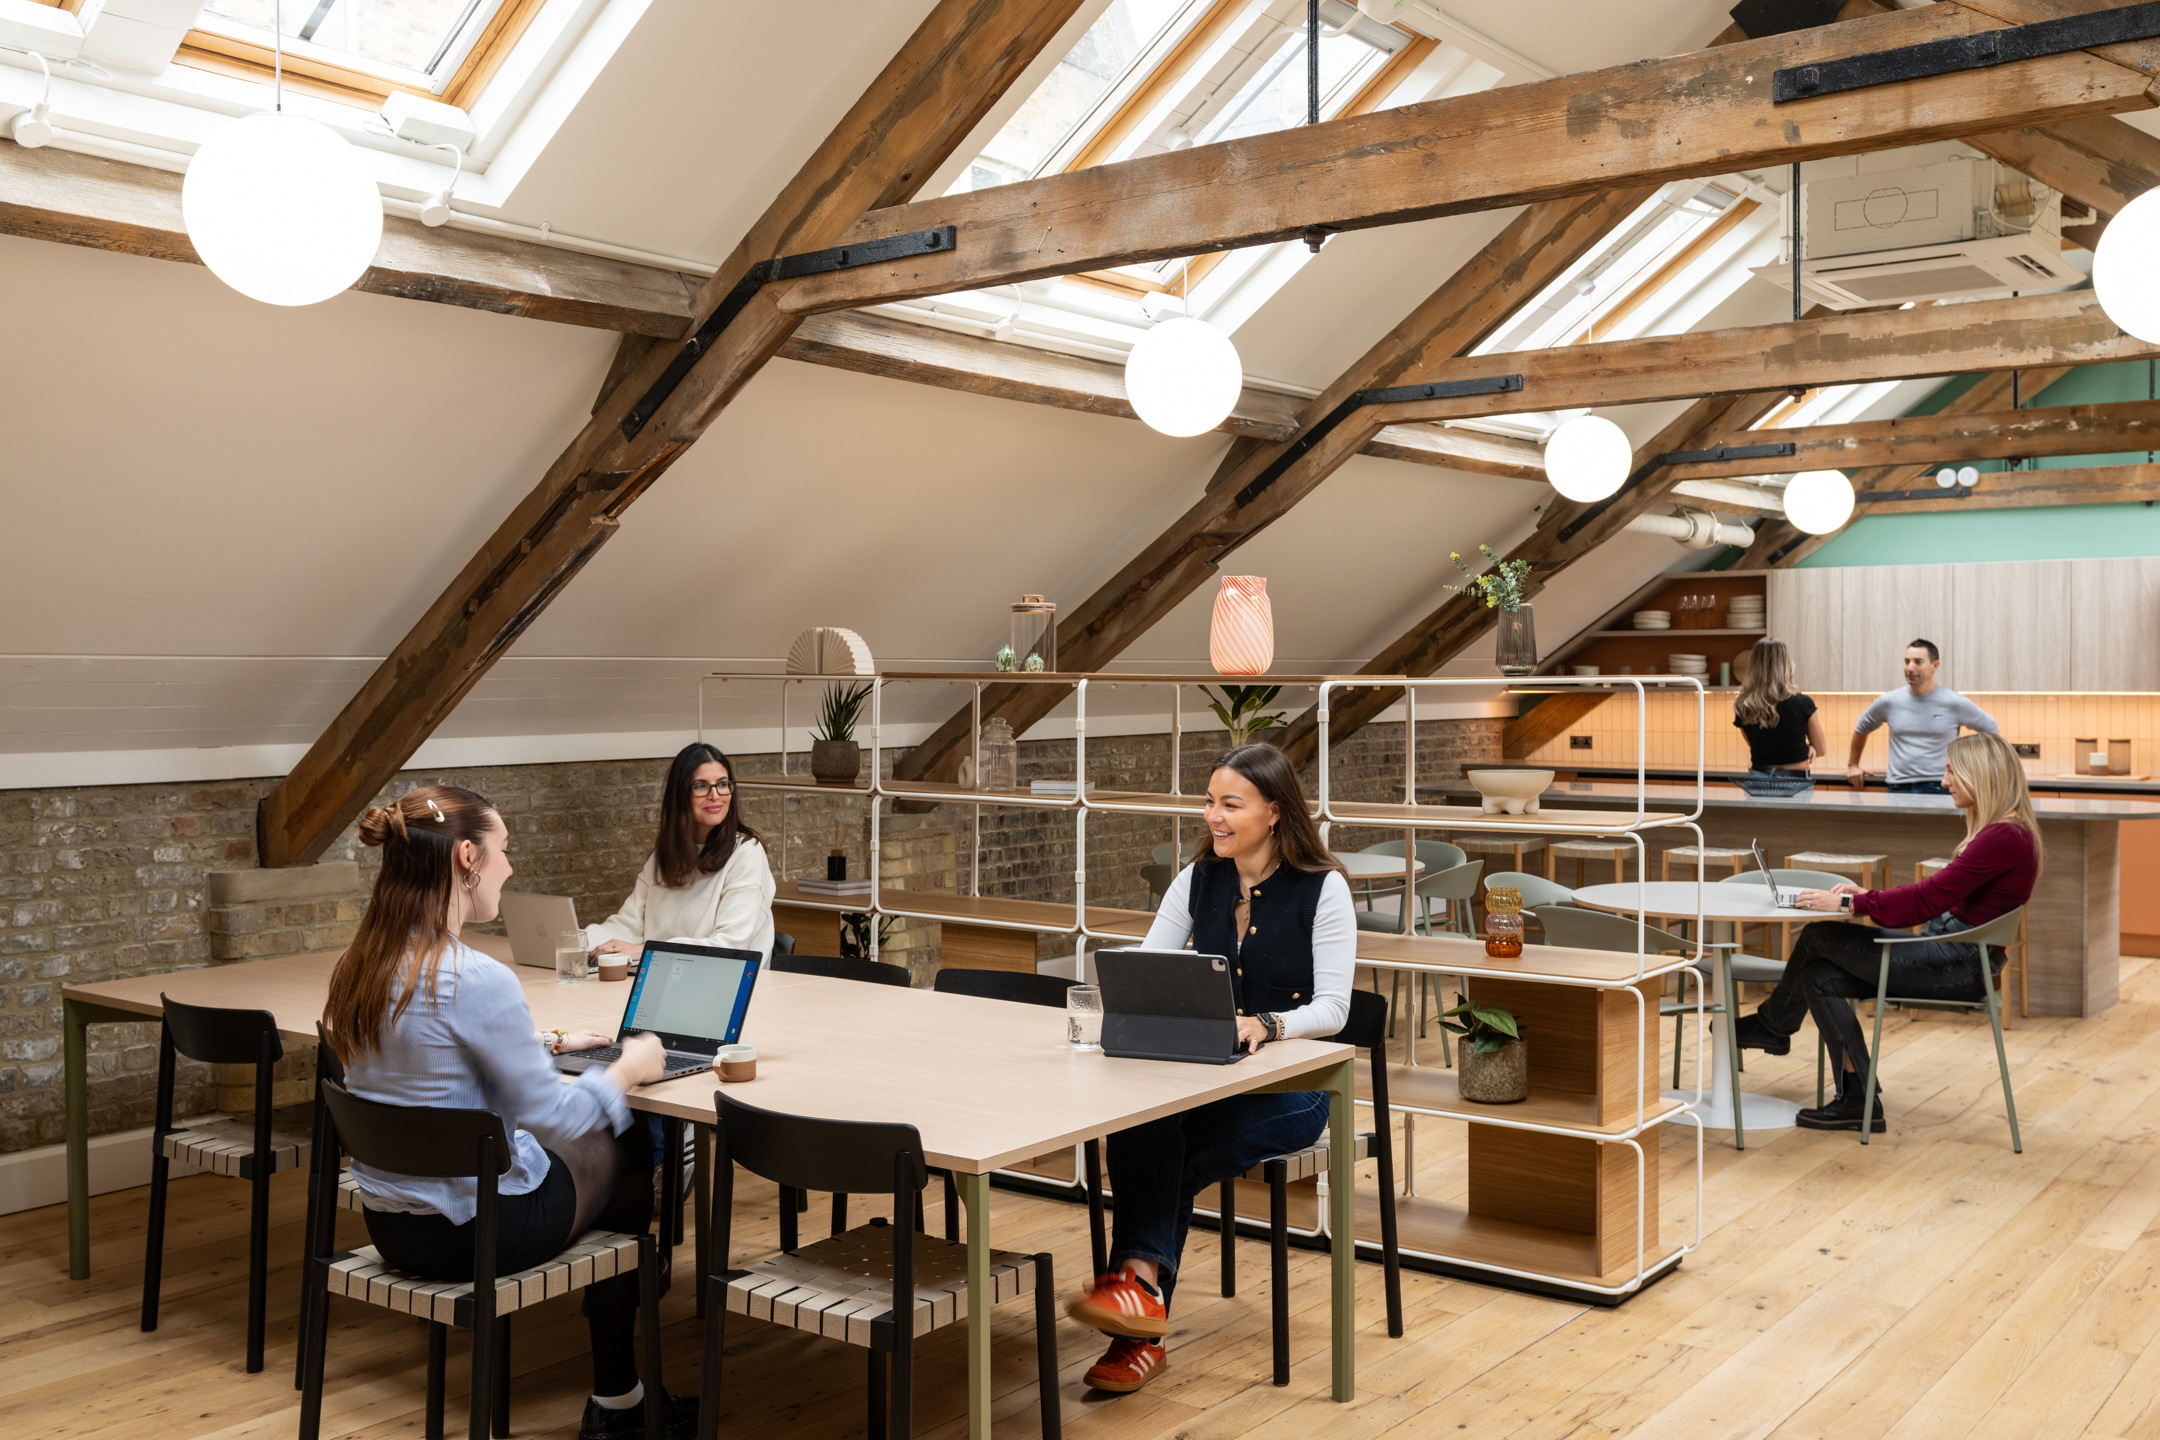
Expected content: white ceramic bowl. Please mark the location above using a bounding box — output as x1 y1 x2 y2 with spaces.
1466 768 1555 815
1571 665 1601 676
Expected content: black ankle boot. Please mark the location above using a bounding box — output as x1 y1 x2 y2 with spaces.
579 1389 697 1440
1731 1013 1790 1056
1796 1071 1886 1133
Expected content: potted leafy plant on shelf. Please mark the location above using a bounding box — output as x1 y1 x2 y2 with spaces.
1442 993 1527 1103
839 911 897 962
810 680 872 785
1446 544 1537 677
1199 683 1286 748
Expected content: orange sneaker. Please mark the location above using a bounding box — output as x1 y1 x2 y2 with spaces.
1083 1336 1169 1394
1066 1265 1168 1338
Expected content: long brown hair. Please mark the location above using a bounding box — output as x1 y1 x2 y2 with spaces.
1735 636 1801 728
1186 744 1345 879
654 743 764 888
325 785 498 1064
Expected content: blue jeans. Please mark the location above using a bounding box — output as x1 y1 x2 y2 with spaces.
1106 1089 1330 1309
1887 780 1951 795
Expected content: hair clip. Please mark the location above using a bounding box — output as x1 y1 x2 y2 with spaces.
426 799 446 824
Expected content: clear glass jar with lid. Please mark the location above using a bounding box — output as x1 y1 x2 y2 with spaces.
978 717 1018 792
1010 595 1056 673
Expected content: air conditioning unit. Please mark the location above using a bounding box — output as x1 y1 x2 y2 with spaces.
1751 157 2072 309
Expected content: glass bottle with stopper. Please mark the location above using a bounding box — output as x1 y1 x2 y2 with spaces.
1484 885 1525 958
1010 595 1056 674
979 717 1018 792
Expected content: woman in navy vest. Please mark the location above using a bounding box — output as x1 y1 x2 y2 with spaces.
1065 743 1355 1394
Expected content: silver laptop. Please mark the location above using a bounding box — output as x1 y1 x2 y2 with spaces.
500 892 581 969
1749 841 1805 910
556 941 762 1081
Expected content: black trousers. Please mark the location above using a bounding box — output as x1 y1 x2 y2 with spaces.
364 1146 653 1396
1755 916 1995 1077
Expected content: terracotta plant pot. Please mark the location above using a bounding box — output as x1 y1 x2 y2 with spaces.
1458 1039 1528 1103
810 739 861 786
1209 575 1274 675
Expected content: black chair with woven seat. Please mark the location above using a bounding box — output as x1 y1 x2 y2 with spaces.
294 1022 349 1388
771 930 797 958
770 949 912 1247
1216 987 1402 1386
298 1078 666 1440
701 1092 1061 1440
142 993 314 1374
932 967 1109 1277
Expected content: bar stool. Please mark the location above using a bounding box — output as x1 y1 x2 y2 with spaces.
1917 858 2030 1021
1547 840 1628 886
1784 849 1888 891
1453 834 1547 879
1662 845 1751 882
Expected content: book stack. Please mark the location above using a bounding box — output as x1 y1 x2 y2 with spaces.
795 876 873 897
1029 780 1096 797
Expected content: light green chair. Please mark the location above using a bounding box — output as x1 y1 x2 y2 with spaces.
1534 904 1764 1148
1836 906 2025 1150
1358 857 1484 1052
1354 840 1471 933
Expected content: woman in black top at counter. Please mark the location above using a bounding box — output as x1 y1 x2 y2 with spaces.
1734 637 1826 776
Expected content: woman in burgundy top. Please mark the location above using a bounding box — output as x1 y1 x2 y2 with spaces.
1735 733 2040 1131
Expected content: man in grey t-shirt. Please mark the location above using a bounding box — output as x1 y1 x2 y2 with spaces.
1845 638 1998 794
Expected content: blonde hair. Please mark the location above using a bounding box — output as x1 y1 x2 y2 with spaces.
1946 733 2042 878
1734 637 1799 729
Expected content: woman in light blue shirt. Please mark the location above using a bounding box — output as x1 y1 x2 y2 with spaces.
324 785 684 1440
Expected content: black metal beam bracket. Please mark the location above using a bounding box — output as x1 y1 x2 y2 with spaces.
1774 2 2160 103
1232 374 1524 508
619 225 957 441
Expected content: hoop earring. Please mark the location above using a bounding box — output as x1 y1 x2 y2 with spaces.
464 867 482 890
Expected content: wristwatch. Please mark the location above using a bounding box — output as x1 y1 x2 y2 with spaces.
1260 1011 1284 1042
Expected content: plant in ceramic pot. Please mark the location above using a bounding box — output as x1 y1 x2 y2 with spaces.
1442 993 1528 1103
1447 544 1537 677
810 680 872 785
839 910 897 961
1199 683 1286 748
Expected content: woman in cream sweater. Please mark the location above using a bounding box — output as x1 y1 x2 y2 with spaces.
588 743 776 967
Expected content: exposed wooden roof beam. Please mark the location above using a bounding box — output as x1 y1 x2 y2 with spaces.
1664 398 2160 481
0 142 703 337
778 3 2158 315
254 0 1089 868
1851 462 2160 510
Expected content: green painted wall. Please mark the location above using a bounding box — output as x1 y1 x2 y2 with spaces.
1799 359 2160 567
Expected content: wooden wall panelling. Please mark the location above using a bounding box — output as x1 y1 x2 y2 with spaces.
1841 563 1954 693
1954 560 2071 692
772 904 843 958
937 922 1041 973
1768 568 1844 696
2070 556 2160 692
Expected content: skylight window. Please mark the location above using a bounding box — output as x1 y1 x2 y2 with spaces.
959 0 1207 192
1192 22 1388 146
199 0 500 88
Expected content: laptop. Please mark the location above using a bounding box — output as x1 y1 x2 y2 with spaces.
1749 841 1806 910
501 892 582 970
1094 948 1248 1065
556 941 762 1081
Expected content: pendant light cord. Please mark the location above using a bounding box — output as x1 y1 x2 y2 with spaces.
1790 161 1801 323
274 0 283 112
1307 0 1319 126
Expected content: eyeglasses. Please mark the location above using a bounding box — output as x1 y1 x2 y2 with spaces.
690 779 734 797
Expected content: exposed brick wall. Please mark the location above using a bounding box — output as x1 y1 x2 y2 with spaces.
0 716 1497 1154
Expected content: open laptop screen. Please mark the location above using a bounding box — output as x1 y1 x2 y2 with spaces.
621 942 759 1054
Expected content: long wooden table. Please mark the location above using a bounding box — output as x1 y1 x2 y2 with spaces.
61 940 1359 1432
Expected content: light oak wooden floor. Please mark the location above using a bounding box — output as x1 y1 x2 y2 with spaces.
11 960 2160 1440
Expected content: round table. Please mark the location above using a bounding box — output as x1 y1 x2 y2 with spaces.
1334 852 1427 881
1572 880 1823 1134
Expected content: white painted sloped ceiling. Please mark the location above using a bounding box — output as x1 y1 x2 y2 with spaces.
0 0 1840 785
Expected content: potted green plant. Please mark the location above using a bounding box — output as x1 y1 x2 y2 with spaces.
1199 683 1286 748
839 911 897 961
1447 544 1537 677
1442 992 1527 1103
810 680 872 785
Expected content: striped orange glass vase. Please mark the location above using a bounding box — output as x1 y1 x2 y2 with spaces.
1209 575 1274 675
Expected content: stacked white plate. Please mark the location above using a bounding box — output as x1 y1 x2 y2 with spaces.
1632 610 1672 630
1728 596 1766 630
1668 653 1710 677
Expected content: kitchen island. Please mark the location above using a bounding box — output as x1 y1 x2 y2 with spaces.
1419 778 2160 1017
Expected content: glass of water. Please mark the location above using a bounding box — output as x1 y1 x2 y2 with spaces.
556 929 589 985
1066 984 1103 1051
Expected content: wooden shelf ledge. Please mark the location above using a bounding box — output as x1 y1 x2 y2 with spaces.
1355 1191 1685 1292
1357 1060 1683 1137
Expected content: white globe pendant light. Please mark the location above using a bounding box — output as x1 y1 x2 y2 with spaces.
1783 468 1855 534
1542 414 1632 502
184 111 383 307
2095 187 2160 343
1124 316 1243 437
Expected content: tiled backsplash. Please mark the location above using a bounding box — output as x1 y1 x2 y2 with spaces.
1519 690 2159 779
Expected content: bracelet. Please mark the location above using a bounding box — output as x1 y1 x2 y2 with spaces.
549 1029 567 1055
